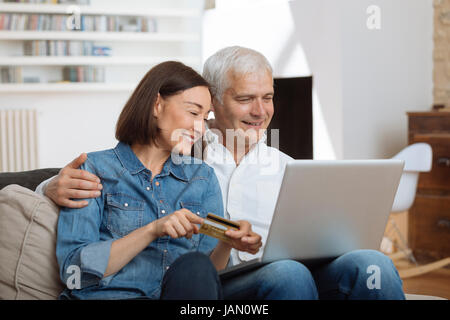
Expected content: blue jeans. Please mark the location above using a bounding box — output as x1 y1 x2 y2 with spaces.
160 252 222 300
222 259 318 299
222 250 405 300
311 249 405 300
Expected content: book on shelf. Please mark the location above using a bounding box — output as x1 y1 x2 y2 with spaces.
91 45 111 56
23 40 111 56
0 66 105 84
0 13 157 32
0 66 22 83
1 66 41 83
1 1 90 4
57 0 90 4
62 65 104 82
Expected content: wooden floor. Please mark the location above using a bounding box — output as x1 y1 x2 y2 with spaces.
394 257 450 299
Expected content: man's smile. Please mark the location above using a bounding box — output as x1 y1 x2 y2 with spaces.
241 120 264 128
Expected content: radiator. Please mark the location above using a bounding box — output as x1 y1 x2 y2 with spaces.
0 109 39 172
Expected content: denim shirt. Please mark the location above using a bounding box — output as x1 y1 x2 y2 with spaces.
56 142 224 300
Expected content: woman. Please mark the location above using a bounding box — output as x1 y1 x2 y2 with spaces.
56 61 262 300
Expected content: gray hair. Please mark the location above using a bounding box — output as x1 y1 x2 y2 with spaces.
202 46 273 104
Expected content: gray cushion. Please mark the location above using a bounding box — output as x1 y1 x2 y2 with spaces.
0 184 63 299
0 168 60 191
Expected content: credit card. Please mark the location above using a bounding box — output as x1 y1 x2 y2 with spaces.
199 213 240 244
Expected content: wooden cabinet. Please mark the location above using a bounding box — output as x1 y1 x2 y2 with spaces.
407 112 450 261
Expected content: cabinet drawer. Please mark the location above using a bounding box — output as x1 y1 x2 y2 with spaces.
408 195 450 259
411 135 450 191
408 113 450 134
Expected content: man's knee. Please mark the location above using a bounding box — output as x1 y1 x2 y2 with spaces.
337 249 404 295
264 260 314 280
257 260 318 299
338 249 397 273
312 250 405 299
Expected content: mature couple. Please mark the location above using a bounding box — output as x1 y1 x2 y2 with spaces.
37 46 405 300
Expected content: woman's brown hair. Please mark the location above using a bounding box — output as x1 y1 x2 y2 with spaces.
115 61 210 146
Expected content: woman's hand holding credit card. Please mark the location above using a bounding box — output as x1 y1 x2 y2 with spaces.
199 213 263 254
151 209 204 240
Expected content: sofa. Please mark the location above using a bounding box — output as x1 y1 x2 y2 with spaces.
0 169 446 300
0 168 63 300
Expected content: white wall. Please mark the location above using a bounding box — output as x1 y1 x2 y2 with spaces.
287 0 343 159
203 0 434 159
2 92 128 168
340 0 433 159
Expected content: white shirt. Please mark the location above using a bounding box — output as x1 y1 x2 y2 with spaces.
197 129 293 265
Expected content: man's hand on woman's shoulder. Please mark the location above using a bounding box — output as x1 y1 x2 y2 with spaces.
45 153 103 208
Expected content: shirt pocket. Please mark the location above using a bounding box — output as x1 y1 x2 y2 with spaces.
179 201 207 248
106 193 145 238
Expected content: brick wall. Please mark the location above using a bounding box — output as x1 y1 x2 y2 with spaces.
434 0 450 107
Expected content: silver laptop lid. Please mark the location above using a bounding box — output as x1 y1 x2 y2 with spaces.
262 160 404 263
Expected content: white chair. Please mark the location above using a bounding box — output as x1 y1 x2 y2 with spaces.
381 143 432 263
382 143 450 279
391 143 432 212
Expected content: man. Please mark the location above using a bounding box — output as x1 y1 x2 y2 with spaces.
37 46 405 299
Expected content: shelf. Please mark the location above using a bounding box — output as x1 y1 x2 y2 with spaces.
0 31 200 42
0 4 202 95
0 3 202 17
0 82 136 92
0 56 201 66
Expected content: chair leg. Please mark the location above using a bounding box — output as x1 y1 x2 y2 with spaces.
390 219 419 266
389 248 412 261
398 257 450 279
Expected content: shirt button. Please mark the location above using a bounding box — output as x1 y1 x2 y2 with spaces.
155 181 160 186
124 203 128 207
166 266 170 270
146 187 150 191
164 249 168 253
161 210 166 214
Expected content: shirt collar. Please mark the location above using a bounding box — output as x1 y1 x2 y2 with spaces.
114 142 188 181
163 154 189 182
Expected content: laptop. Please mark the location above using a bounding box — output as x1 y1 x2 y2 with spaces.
219 159 404 279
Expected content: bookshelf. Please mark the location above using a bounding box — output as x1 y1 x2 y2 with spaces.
0 3 201 17
0 82 135 92
0 1 204 92
0 55 200 65
0 31 200 41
